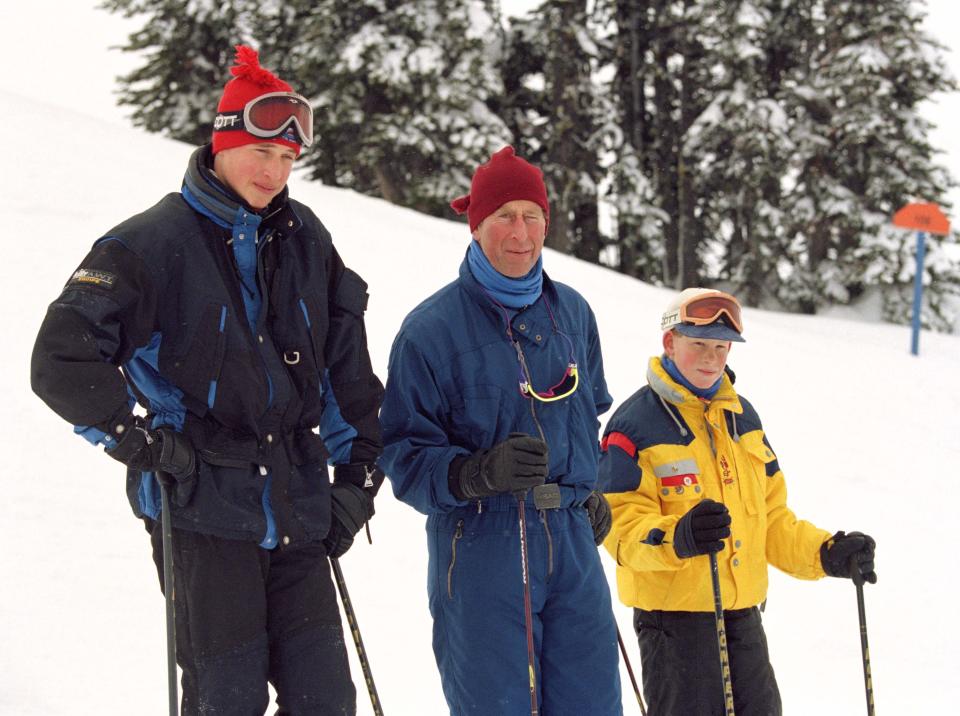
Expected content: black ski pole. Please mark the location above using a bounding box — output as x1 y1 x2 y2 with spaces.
331 557 384 716
515 492 539 716
159 482 178 716
850 555 875 716
616 625 647 716
709 552 735 716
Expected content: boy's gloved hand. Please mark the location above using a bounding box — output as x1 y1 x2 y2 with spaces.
584 491 612 545
673 499 731 559
821 531 877 584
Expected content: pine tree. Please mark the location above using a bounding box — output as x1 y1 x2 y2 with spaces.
507 0 606 260
268 0 511 216
601 0 670 282
685 1 795 306
780 0 959 325
100 0 251 146
104 0 510 217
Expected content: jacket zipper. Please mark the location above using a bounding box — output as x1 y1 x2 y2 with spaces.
703 405 717 456
447 519 464 598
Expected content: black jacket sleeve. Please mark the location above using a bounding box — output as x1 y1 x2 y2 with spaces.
322 247 384 466
31 238 156 428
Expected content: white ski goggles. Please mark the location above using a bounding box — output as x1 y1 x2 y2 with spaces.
213 92 314 148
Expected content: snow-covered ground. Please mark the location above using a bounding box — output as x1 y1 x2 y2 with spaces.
1 89 959 714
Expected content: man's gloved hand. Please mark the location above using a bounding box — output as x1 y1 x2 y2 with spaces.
103 414 197 507
821 531 877 584
324 481 375 559
673 498 732 559
584 491 612 545
450 433 549 501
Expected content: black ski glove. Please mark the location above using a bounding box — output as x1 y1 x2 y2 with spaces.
585 491 612 545
673 499 732 559
103 414 197 506
333 463 386 496
820 531 877 584
324 482 375 559
449 433 549 501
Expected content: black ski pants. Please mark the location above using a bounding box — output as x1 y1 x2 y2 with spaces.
634 606 782 716
148 520 355 715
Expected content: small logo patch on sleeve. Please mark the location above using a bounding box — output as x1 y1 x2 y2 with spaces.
68 268 117 289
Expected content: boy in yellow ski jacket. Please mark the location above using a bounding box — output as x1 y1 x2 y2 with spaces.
598 288 877 715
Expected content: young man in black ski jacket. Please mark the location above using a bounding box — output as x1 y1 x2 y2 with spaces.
31 46 384 714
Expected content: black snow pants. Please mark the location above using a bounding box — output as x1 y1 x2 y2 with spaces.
148 521 356 715
634 606 782 716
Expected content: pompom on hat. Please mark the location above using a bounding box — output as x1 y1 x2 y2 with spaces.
212 45 303 156
451 146 549 231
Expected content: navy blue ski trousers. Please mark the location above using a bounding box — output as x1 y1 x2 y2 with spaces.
427 502 622 715
148 521 355 715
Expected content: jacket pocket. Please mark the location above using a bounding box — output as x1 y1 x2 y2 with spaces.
653 458 703 512
162 302 228 411
448 386 510 452
325 269 369 380
174 458 267 539
740 439 776 515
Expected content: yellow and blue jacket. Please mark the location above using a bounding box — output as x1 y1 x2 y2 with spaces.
598 357 830 612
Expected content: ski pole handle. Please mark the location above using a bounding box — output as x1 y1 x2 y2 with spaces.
849 552 866 587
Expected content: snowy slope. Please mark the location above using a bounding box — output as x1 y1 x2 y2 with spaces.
1 90 959 714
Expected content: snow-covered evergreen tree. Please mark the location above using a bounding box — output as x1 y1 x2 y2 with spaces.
262 0 511 216
685 1 795 306
105 0 510 217
101 0 251 146
504 1 608 259
597 0 669 282
102 0 960 329
780 0 959 326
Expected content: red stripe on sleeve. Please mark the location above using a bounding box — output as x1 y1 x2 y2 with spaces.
601 431 637 458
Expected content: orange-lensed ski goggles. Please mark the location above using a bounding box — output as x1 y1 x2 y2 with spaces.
661 291 743 334
214 92 314 147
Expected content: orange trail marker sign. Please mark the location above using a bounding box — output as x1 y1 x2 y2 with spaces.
891 203 951 356
892 203 950 235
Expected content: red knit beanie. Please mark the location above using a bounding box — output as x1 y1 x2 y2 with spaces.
450 146 550 231
212 45 302 156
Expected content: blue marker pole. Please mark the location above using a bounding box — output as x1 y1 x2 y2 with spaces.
910 231 927 356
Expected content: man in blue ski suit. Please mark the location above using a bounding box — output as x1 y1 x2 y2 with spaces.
30 46 384 714
379 146 622 715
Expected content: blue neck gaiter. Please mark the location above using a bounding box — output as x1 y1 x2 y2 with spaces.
662 355 723 401
467 241 543 308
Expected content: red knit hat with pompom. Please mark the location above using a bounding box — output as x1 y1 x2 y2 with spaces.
450 146 549 231
212 45 303 156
